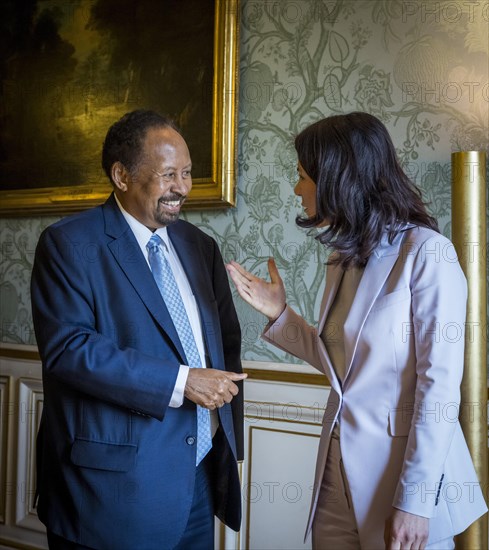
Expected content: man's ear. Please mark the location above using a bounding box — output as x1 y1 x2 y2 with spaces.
111 162 130 192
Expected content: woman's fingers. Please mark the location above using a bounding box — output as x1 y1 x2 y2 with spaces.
268 257 283 285
228 260 258 284
227 261 267 298
226 259 287 321
226 262 253 295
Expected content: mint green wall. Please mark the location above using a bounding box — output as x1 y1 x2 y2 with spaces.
1 0 488 364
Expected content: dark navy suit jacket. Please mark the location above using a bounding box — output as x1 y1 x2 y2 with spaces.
31 194 243 549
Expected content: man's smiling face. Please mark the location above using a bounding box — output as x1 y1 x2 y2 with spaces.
115 126 192 229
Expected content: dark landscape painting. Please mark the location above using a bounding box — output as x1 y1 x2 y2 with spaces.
0 0 215 190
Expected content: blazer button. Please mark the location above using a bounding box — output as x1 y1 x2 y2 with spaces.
186 436 196 446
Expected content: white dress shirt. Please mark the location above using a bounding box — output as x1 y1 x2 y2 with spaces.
115 196 206 409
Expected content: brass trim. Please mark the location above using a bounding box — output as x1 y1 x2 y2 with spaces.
0 346 40 360
244 367 329 386
0 347 330 386
0 0 240 216
451 151 488 550
1 346 487 400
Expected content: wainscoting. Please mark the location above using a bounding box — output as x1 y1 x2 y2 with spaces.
0 347 329 550
235 360 328 550
0 347 46 550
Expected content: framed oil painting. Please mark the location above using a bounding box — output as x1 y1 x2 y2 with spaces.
0 0 239 216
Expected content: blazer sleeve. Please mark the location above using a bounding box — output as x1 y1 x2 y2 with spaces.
262 305 325 373
392 234 468 517
31 226 180 421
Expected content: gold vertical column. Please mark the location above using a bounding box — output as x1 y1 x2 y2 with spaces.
451 151 488 550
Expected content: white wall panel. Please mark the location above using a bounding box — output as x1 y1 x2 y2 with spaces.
239 368 329 550
0 351 47 549
245 427 319 549
15 378 43 532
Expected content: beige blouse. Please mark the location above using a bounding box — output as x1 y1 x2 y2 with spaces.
321 266 364 432
321 267 365 439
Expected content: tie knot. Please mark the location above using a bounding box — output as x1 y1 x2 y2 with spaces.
147 233 164 253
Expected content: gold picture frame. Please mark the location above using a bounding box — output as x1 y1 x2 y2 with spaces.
0 0 239 216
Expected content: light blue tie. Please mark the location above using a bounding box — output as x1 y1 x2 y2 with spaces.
147 233 212 465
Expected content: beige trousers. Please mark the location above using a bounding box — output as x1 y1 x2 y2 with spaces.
312 434 455 550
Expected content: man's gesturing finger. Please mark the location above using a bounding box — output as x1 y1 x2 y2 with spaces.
184 369 247 409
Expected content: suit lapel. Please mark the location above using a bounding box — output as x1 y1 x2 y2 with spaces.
168 224 224 371
342 230 408 381
103 195 186 362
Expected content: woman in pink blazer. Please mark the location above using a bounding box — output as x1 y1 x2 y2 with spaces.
227 112 487 549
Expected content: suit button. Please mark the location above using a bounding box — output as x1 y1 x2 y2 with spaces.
186 436 196 445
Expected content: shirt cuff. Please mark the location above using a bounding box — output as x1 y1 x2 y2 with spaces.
169 365 190 408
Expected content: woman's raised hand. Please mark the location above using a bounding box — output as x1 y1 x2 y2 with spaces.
226 258 286 322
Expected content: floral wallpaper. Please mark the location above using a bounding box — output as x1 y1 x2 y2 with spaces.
1 0 488 365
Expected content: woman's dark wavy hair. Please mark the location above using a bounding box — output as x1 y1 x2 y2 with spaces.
102 109 180 184
295 112 439 268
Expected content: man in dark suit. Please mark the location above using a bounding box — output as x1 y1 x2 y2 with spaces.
31 110 246 550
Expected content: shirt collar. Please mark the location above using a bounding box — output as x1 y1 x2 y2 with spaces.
374 223 416 258
114 194 170 250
